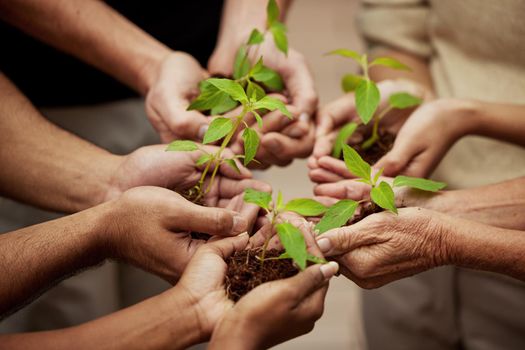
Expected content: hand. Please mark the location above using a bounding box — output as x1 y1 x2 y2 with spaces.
374 98 477 177
309 79 429 182
145 51 211 142
103 144 253 201
316 208 450 288
103 186 257 283
210 36 317 168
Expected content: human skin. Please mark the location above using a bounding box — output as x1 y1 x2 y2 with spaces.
0 225 338 349
0 0 316 169
316 207 525 289
0 74 270 215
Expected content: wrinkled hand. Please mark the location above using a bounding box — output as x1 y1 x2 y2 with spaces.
145 51 210 142
209 36 317 168
316 208 450 289
309 79 429 183
104 185 260 283
374 98 475 177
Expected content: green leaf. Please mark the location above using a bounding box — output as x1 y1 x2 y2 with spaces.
196 154 212 166
166 140 198 152
332 122 358 158
393 175 446 192
244 188 272 211
233 46 251 80
207 78 248 103
388 92 422 109
342 144 371 182
253 96 292 118
247 81 266 102
370 182 397 213
326 48 363 65
275 222 307 270
266 0 279 27
188 81 235 112
315 199 358 234
247 28 264 45
341 73 364 92
270 22 288 55
242 127 260 166
372 167 384 186
307 254 327 264
224 158 241 174
210 97 238 115
252 65 284 91
355 79 380 124
203 117 233 144
284 198 328 217
253 111 264 129
370 57 410 71
276 190 284 211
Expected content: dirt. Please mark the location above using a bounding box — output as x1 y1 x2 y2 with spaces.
180 187 212 241
225 249 299 302
342 128 396 165
349 203 384 224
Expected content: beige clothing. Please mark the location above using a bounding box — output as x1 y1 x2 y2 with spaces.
359 0 525 349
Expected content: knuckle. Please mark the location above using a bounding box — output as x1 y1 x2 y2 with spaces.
214 211 233 233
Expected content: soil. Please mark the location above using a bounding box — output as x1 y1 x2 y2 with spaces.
349 203 384 224
225 249 299 302
344 127 396 165
181 187 212 241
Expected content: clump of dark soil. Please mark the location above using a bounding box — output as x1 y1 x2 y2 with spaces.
225 249 299 302
181 187 212 241
350 204 384 224
341 127 395 165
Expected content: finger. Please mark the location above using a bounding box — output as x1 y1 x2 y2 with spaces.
281 52 318 117
375 138 423 177
176 202 248 236
217 178 272 199
283 262 339 300
307 156 319 170
316 95 357 137
312 132 337 158
197 233 250 260
262 126 315 161
309 168 346 184
317 156 353 178
282 118 310 139
170 108 211 141
193 147 252 179
314 181 370 200
247 222 274 248
313 196 339 207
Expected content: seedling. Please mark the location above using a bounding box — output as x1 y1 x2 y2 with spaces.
314 144 447 235
243 189 328 270
327 49 422 158
166 0 292 202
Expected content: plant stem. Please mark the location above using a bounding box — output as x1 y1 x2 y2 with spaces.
361 106 392 150
259 209 277 267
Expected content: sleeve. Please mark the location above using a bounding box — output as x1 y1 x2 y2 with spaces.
357 0 432 59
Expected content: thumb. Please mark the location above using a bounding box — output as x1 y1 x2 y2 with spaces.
375 139 418 177
285 262 339 300
177 202 248 236
316 221 376 257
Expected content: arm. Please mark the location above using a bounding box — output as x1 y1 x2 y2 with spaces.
316 208 525 288
0 186 255 317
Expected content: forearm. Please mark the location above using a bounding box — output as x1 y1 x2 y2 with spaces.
402 177 525 230
0 75 122 213
444 216 525 282
214 0 291 50
0 288 203 350
369 49 435 96
0 202 112 317
0 0 170 94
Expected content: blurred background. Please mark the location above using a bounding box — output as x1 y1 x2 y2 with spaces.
255 0 366 349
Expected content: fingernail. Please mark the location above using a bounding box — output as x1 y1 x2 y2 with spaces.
299 112 310 123
198 125 208 140
233 215 248 233
288 127 304 138
317 238 332 253
320 261 339 279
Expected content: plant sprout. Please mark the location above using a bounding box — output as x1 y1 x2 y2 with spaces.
327 49 423 157
166 0 291 202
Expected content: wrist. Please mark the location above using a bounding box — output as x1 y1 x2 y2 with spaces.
210 315 260 350
136 45 172 95
91 153 127 208
441 98 482 139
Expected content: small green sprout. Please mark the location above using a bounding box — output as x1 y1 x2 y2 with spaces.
243 189 328 270
166 0 292 202
327 49 423 157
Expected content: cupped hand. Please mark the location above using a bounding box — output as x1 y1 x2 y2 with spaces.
104 187 252 283
145 51 210 142
316 207 450 289
374 98 475 177
309 79 429 181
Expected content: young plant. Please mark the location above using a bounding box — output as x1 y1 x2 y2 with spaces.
243 189 328 270
314 144 446 234
327 49 422 158
166 0 292 202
